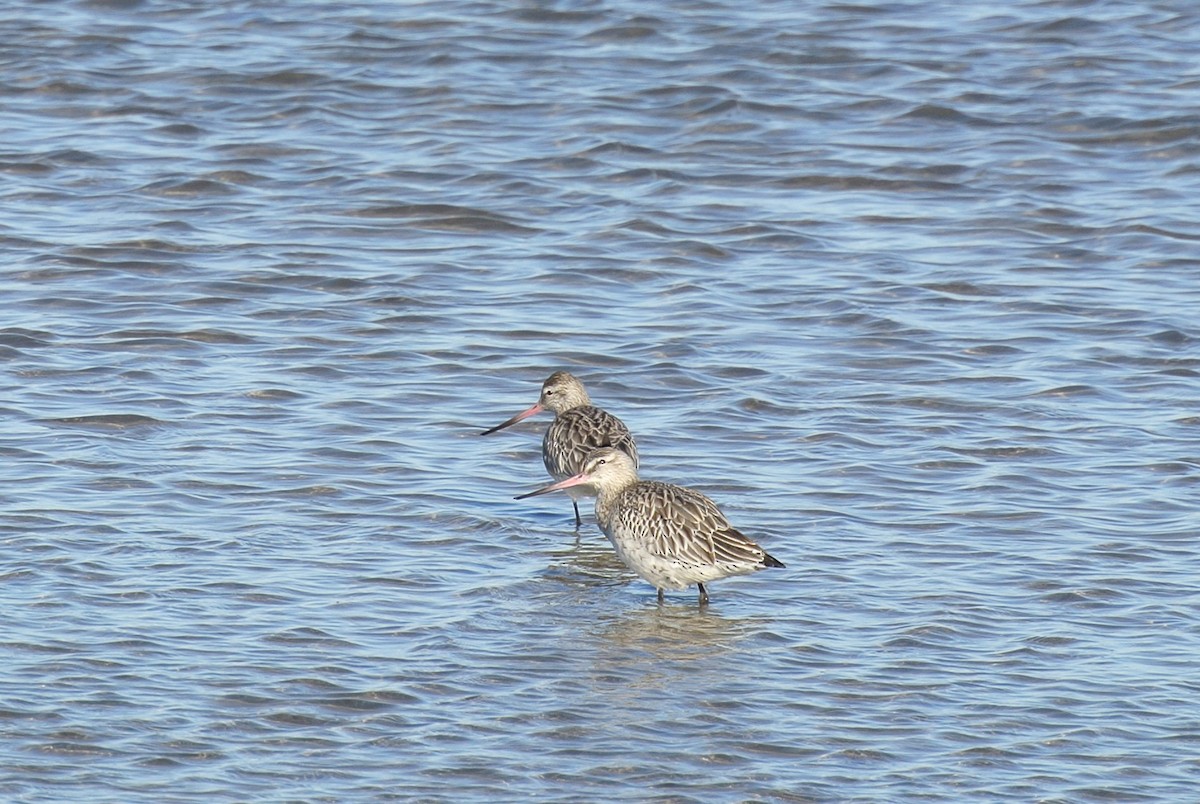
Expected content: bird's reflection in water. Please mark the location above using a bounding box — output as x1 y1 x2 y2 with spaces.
539 531 630 588
593 602 756 661
579 604 774 710
535 533 773 701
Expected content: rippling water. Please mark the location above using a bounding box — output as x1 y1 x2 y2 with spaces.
2 0 1199 800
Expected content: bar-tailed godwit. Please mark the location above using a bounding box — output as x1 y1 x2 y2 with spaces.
481 371 638 527
515 446 783 604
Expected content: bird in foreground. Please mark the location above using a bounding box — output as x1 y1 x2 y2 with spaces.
481 371 638 528
515 447 783 604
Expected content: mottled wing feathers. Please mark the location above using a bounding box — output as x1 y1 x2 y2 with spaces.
613 481 769 568
543 405 638 479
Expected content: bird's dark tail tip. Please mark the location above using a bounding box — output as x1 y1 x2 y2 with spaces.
761 552 785 569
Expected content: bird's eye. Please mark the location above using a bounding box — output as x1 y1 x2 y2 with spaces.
545 389 555 395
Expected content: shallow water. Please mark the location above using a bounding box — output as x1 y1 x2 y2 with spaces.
2 0 1199 800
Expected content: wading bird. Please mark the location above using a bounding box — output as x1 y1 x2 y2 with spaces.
517 447 783 604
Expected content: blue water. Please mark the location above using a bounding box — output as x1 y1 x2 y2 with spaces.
1 0 1198 800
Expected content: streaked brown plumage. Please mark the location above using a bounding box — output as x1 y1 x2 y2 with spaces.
481 371 637 527
516 447 783 604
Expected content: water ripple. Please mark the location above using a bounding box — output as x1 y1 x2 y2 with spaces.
1 0 1198 800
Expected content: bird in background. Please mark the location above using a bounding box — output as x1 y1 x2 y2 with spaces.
516 446 783 604
481 371 638 528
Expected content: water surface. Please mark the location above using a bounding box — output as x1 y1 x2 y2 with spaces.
1 0 1198 800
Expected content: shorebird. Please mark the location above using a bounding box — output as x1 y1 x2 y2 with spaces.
515 447 783 604
481 371 638 528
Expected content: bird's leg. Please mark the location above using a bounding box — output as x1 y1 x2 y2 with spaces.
697 583 709 606
572 500 582 529
657 588 664 604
